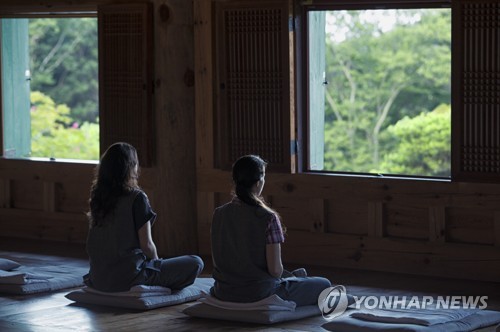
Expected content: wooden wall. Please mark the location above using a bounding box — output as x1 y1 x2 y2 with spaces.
194 0 500 282
196 169 500 282
0 0 198 256
1 0 499 283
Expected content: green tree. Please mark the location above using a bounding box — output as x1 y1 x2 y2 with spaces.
29 18 98 124
324 9 451 175
31 91 99 160
377 104 450 177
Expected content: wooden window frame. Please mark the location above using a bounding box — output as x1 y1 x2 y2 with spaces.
297 0 500 183
0 3 155 167
0 7 98 162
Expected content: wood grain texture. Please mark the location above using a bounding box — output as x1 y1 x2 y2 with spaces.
1 0 500 285
194 0 214 169
150 0 198 255
195 168 500 281
0 0 199 257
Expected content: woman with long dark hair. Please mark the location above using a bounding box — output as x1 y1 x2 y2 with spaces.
210 155 331 306
85 142 203 292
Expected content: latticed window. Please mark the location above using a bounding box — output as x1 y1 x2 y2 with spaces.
213 0 500 183
213 0 294 172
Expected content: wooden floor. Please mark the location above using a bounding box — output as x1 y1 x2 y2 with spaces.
0 238 499 332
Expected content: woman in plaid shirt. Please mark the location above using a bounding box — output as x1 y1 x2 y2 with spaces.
210 155 331 306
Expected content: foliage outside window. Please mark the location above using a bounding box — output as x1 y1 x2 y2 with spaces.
1 17 99 161
31 91 99 160
307 8 451 178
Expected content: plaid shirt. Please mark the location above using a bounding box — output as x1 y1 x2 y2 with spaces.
266 213 285 244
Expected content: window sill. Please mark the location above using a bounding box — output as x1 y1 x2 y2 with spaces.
303 170 451 183
1 156 98 165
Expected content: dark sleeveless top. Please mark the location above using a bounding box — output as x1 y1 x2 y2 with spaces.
86 189 156 292
211 200 279 302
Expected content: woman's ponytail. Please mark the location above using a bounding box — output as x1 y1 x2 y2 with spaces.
232 155 280 217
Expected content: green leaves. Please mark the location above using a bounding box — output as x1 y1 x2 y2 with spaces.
323 9 451 177
30 91 99 160
378 105 451 177
27 18 99 160
29 18 98 124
